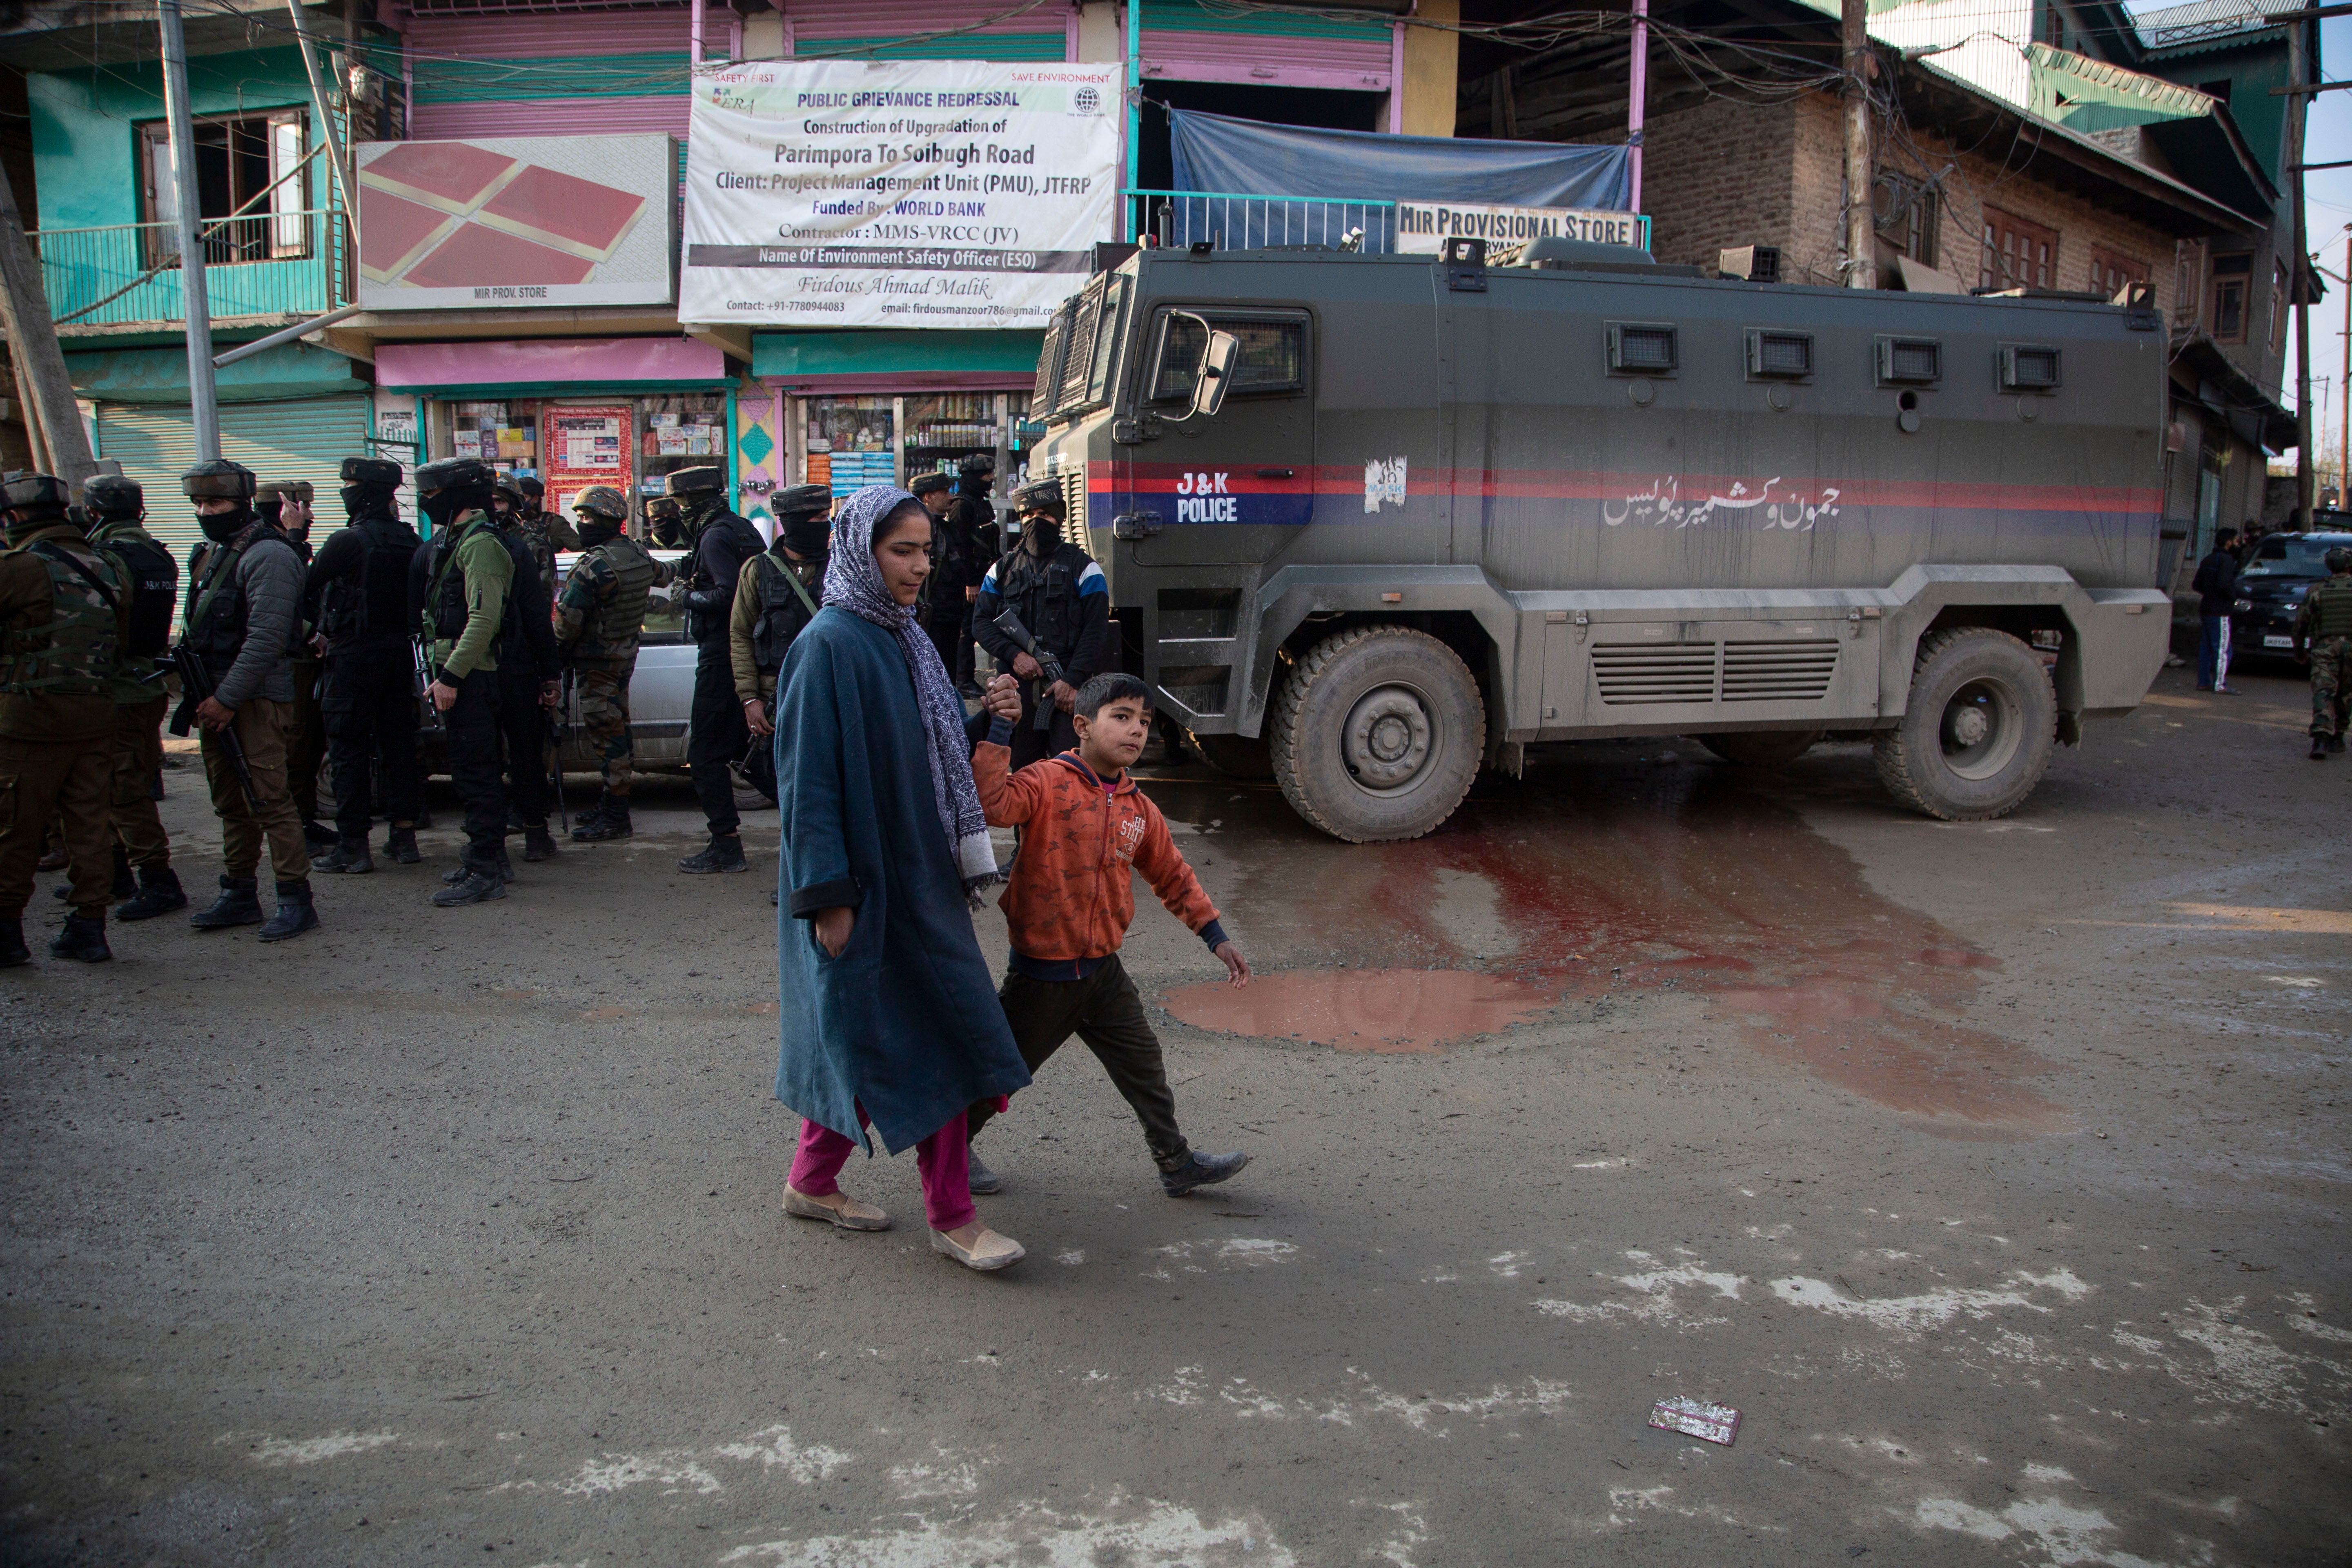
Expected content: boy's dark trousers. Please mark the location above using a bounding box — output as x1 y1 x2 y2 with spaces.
969 955 1190 1170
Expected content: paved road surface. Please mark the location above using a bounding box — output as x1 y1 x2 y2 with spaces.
2 663 2345 1566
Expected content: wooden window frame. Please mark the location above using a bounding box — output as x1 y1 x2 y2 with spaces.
2208 252 2252 345
2087 246 2149 304
1873 172 1939 267
1980 207 2059 291
136 108 310 268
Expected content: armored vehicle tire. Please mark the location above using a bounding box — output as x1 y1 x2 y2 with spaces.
1873 628 2056 821
1187 730 1276 780
1269 624 1486 843
1698 730 1824 769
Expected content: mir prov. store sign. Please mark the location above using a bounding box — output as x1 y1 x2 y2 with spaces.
679 59 1121 328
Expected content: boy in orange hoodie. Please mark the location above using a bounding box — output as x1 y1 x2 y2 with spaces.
967 670 1253 1196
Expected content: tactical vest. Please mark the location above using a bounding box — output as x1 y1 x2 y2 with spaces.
2 539 122 699
994 539 1090 660
424 517 506 644
185 528 297 676
2307 577 2352 640
87 517 177 660
322 514 423 648
574 535 659 659
517 518 558 585
494 525 537 661
749 551 824 675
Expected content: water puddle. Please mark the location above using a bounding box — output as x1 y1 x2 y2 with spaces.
1142 747 2072 1139
1162 969 1558 1052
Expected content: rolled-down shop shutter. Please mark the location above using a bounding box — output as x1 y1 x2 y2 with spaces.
95 396 373 568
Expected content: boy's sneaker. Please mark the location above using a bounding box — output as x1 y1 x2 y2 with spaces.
1160 1150 1250 1197
967 1149 1003 1195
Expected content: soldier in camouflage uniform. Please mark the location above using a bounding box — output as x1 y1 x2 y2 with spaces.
0 471 128 966
80 474 186 920
555 485 660 840
2293 546 2352 761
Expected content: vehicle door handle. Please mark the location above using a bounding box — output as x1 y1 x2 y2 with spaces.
1257 468 1294 479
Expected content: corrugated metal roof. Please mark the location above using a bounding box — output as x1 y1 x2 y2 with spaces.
2132 0 2303 49
2027 42 2218 118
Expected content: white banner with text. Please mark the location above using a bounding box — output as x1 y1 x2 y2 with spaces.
680 59 1122 327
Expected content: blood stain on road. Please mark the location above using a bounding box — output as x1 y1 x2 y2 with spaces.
1162 968 1559 1052
1143 753 2072 1138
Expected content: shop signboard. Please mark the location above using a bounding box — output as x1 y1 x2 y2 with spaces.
355 135 677 310
1394 200 1644 255
679 60 1121 328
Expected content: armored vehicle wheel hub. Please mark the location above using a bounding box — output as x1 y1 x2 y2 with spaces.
1938 676 2025 781
1345 685 1433 788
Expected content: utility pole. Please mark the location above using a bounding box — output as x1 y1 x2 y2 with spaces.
1628 0 1648 215
2340 224 2349 511
2289 15 2313 526
159 0 220 460
0 160 96 483
1842 0 1876 288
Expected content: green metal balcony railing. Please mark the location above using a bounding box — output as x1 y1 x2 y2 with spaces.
1125 189 1652 258
30 208 354 329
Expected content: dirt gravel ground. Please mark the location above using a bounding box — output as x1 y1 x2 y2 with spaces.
1 659 2345 1566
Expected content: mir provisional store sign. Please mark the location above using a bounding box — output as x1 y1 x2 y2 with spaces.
679 60 1121 328
356 135 677 310
1395 201 1644 254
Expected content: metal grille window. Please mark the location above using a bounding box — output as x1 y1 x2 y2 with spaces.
2000 344 2062 392
1033 303 1071 414
1056 274 1108 414
1607 323 1677 374
1149 313 1305 403
1746 329 1814 379
139 109 311 267
1084 275 1129 407
1876 336 1941 385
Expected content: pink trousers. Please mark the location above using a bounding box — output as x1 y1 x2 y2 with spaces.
789 1106 974 1234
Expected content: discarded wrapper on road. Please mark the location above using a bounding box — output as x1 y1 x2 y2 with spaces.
1648 1396 1741 1446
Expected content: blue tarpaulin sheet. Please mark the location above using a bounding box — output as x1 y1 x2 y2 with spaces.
1168 108 1630 208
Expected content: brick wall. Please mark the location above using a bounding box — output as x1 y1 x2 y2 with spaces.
1640 90 2185 316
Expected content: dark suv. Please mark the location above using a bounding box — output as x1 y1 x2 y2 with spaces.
2230 531 2352 665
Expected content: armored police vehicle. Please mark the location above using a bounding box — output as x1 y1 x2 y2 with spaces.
1025 236 2171 842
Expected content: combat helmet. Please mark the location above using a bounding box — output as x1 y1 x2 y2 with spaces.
79 473 144 517
572 485 628 522
414 457 494 496
664 465 725 497
2327 546 2351 574
1011 477 1066 520
1 470 72 519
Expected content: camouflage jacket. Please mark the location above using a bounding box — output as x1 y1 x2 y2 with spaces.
2294 576 2352 645
555 533 660 664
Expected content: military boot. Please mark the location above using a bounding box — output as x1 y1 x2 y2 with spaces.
433 857 508 907
115 862 188 921
258 880 319 943
2312 735 2330 761
316 835 374 875
51 845 134 903
522 823 561 862
2332 733 2348 755
385 825 421 864
573 794 632 841
302 819 338 851
677 834 748 874
189 875 265 929
441 845 513 887
49 911 111 963
0 918 29 969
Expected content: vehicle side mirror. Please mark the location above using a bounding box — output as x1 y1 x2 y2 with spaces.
1192 330 1239 421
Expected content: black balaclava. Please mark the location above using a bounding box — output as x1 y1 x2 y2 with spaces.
421 482 491 534
198 502 255 545
778 508 831 558
255 497 284 531
343 483 397 521
576 514 622 549
1021 513 1062 556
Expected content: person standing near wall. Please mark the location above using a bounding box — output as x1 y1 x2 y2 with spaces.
178 461 318 942
555 486 659 842
489 476 564 863
0 472 127 966
78 475 185 920
305 457 423 875
414 458 515 906
2294 546 2352 760
2193 527 2241 693
258 481 332 852
973 479 1110 771
673 466 766 875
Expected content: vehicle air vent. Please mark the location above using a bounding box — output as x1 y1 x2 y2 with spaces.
1720 640 1840 702
1608 323 1678 375
2000 343 2062 392
1592 644 1716 705
1877 336 1941 385
1061 468 1087 530
1746 329 1814 380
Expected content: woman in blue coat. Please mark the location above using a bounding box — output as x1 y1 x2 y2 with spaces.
773 485 1032 1272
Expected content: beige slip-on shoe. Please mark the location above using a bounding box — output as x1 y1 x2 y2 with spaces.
930 1226 1026 1272
783 1184 892 1231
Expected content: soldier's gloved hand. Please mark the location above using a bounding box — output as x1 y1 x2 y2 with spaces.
651 581 684 605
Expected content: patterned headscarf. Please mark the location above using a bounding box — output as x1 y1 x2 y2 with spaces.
823 485 997 899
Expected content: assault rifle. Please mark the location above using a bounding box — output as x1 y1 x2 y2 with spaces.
166 644 264 813
990 608 1065 732
412 637 444 737
549 668 572 834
